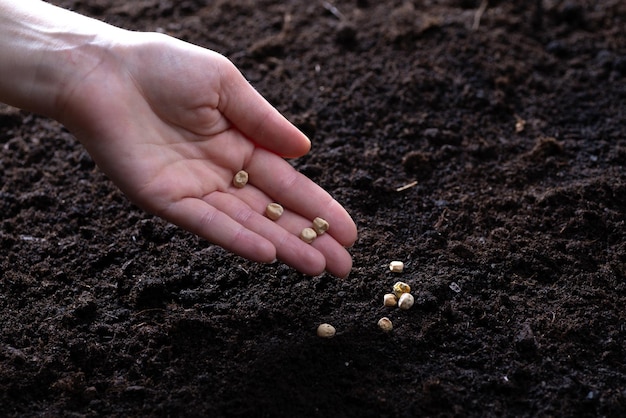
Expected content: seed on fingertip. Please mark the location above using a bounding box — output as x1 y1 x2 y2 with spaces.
265 203 284 221
312 217 329 235
232 170 248 188
300 227 317 243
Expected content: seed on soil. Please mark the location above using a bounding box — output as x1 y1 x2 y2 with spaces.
312 217 329 235
300 227 317 243
392 281 411 298
265 203 284 221
317 323 336 338
398 293 415 310
378 317 393 332
383 293 398 307
389 261 404 273
232 170 248 188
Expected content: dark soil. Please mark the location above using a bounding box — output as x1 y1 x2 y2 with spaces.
2 0 626 416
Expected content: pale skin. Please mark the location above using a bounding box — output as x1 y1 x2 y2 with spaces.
0 0 357 277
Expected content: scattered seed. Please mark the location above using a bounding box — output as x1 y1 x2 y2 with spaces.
312 217 329 235
317 323 336 338
232 170 248 188
265 203 284 221
389 261 404 273
398 293 415 310
383 293 398 307
392 281 411 298
378 317 393 332
300 227 317 243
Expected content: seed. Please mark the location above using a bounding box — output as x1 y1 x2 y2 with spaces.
392 281 411 298
383 293 398 307
378 317 393 332
398 293 415 310
232 170 248 188
389 261 404 273
312 217 329 235
265 203 284 221
317 323 336 338
300 227 317 243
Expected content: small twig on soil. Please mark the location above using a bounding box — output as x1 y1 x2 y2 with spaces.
322 1 345 21
434 208 449 229
514 114 526 133
472 0 489 30
282 11 293 35
395 180 418 192
132 308 166 317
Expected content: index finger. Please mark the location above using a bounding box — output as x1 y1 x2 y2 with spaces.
216 57 311 158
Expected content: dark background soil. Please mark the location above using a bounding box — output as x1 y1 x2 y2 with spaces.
2 0 626 416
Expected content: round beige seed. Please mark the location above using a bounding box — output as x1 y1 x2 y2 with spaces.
265 203 284 221
378 317 393 332
300 227 317 243
392 281 411 298
312 217 329 235
389 260 404 273
317 323 336 338
383 293 398 307
232 170 248 188
398 293 415 310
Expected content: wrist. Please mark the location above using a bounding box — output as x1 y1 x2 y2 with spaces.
0 0 123 120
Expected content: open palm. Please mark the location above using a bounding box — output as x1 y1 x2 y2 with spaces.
58 32 357 277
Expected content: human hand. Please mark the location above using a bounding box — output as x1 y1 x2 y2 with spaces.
56 31 357 277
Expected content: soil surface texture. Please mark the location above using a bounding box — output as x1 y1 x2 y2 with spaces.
2 1 626 417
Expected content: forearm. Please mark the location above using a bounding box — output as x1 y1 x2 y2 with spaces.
0 0 120 119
